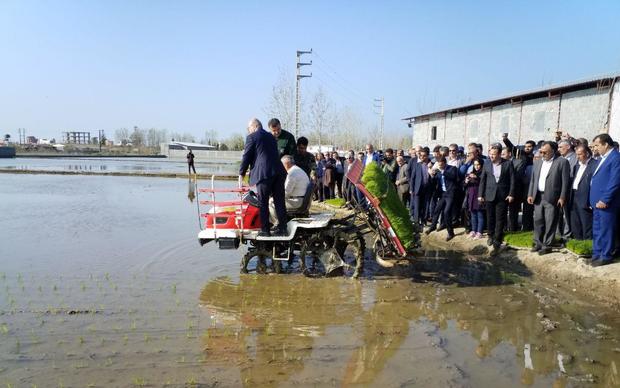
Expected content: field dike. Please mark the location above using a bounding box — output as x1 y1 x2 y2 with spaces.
422 228 620 309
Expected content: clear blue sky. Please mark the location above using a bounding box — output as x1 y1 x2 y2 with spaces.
1 0 619 141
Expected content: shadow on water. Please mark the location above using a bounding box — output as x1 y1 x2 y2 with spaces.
187 177 196 203
198 246 620 387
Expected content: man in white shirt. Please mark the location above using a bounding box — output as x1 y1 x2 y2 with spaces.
269 156 310 224
570 145 598 240
527 141 570 255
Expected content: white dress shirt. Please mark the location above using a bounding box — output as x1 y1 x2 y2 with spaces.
538 157 554 192
285 165 310 200
492 162 502 183
593 148 613 176
572 158 590 190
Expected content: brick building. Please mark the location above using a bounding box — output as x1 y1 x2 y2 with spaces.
403 73 620 149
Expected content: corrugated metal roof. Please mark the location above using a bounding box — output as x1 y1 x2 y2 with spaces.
403 72 620 121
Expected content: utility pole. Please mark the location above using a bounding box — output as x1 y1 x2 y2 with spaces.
98 129 105 152
374 97 384 150
18 128 26 144
295 49 312 138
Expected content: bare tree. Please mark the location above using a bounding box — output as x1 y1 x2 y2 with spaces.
115 128 130 145
223 134 245 151
307 87 336 149
146 128 168 147
130 126 145 147
264 68 295 131
203 129 218 146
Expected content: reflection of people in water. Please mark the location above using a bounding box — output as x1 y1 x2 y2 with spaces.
187 149 197 175
187 178 195 202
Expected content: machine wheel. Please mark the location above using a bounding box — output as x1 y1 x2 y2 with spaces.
274 260 283 274
241 249 270 274
334 229 366 278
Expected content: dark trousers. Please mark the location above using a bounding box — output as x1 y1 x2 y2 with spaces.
558 206 572 242
522 202 534 231
409 194 420 224
430 194 454 236
314 180 325 202
324 182 335 199
507 197 522 232
335 173 344 198
188 162 196 174
256 174 287 233
592 207 619 260
533 197 561 249
486 199 507 248
570 198 593 240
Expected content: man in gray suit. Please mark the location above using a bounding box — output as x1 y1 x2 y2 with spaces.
527 141 571 255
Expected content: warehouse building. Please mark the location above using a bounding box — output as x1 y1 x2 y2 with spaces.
403 73 620 148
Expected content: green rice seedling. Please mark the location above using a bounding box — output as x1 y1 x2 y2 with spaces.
503 231 534 248
104 273 110 282
15 340 20 353
1 323 8 335
80 283 86 292
186 376 197 387
105 357 113 366
566 239 593 256
53 284 58 292
79 336 85 345
0 272 5 281
361 163 415 249
38 285 42 293
131 320 137 330
123 335 128 345
132 377 146 387
171 283 177 294
144 334 150 343
325 198 346 207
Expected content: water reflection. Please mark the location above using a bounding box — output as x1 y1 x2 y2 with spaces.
187 177 196 203
199 269 620 386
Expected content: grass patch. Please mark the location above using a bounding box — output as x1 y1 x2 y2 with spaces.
566 239 593 256
504 231 534 248
361 163 414 249
324 198 346 207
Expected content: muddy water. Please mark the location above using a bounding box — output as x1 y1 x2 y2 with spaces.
1 174 620 387
0 156 238 175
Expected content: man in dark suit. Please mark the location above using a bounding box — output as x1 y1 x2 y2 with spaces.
570 144 599 240
589 134 620 266
478 144 515 254
407 148 424 227
527 141 570 255
425 156 458 241
239 118 288 237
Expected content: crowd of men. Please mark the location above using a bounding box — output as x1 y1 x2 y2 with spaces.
238 116 620 267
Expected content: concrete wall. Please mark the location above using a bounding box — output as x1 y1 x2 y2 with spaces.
412 83 617 149
609 82 620 141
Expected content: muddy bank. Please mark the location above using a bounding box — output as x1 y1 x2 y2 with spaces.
422 228 620 309
0 168 239 180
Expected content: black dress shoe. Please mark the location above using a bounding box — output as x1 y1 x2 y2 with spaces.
257 231 271 238
530 246 541 253
487 238 494 247
591 259 612 267
538 248 551 256
273 229 289 237
425 227 436 235
446 234 455 242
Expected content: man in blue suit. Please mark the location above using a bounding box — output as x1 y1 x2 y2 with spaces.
239 118 288 237
589 134 620 266
361 144 380 167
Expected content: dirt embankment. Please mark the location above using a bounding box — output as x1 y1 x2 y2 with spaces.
422 229 620 309
0 168 239 180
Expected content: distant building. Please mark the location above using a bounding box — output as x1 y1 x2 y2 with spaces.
26 136 38 144
62 131 91 144
403 73 620 148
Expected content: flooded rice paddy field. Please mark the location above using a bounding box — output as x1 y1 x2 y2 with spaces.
1 174 620 387
0 157 238 175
